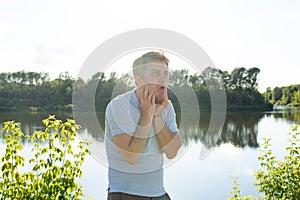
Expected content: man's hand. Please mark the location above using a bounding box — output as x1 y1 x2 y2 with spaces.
136 85 156 121
152 88 182 159
155 89 169 115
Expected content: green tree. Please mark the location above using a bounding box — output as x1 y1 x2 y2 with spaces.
231 67 247 90
219 70 231 89
292 90 300 106
245 67 260 90
188 73 202 86
169 69 189 87
201 67 224 90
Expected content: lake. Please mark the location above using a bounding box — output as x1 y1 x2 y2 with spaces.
1 109 300 200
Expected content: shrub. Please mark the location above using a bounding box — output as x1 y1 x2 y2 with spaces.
254 125 300 199
0 115 91 200
229 125 300 200
228 175 257 200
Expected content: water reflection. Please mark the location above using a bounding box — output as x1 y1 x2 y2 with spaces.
177 112 263 148
73 112 106 141
265 107 300 124
1 110 300 149
0 112 72 140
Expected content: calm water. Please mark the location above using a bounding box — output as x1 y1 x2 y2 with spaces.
1 109 300 200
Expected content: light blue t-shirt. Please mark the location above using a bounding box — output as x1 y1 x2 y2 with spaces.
105 90 178 197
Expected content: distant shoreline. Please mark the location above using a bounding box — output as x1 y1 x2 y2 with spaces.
273 105 300 110
0 104 273 113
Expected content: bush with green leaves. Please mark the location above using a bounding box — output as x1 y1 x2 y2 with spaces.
254 125 300 199
0 115 91 200
228 175 259 200
228 125 300 200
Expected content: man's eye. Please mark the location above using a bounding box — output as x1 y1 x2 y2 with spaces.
152 72 159 76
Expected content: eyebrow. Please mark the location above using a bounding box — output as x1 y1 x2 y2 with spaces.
150 68 168 72
151 69 159 72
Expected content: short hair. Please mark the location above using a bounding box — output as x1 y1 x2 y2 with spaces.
132 51 169 76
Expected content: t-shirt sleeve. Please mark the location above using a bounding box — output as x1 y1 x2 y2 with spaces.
165 101 179 133
106 100 137 136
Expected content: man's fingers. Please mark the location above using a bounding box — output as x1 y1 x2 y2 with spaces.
136 85 144 99
150 93 155 105
164 88 168 99
143 85 148 99
147 92 152 101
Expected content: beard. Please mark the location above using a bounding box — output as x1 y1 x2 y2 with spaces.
155 95 164 105
155 86 165 104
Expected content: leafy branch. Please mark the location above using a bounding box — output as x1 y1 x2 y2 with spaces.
0 115 92 200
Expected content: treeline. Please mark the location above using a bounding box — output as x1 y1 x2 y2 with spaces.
0 67 272 112
0 71 73 111
264 84 300 107
167 67 271 112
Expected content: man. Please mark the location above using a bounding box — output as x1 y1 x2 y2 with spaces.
105 51 182 200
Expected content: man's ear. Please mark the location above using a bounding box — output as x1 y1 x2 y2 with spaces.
134 75 144 86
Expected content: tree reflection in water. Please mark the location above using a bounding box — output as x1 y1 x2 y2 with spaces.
177 112 263 148
1 109 300 149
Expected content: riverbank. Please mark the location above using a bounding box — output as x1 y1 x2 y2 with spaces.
0 103 274 113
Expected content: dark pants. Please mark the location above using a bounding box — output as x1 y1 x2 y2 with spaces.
107 192 171 200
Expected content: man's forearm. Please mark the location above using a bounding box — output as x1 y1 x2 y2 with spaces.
128 114 152 153
153 116 182 159
114 114 153 164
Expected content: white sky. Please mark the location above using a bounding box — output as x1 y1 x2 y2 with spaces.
0 0 300 92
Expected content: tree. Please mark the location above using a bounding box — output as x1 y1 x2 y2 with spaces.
188 73 202 86
231 67 247 90
169 69 189 87
245 67 260 90
201 67 225 90
219 70 232 89
272 87 283 103
292 90 300 106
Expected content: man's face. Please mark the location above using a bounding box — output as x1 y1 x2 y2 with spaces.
138 62 169 104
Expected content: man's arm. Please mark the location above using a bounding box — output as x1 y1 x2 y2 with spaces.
113 86 155 164
153 115 182 159
153 90 182 159
113 114 152 164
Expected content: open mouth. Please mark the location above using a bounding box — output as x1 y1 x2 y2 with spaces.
157 85 166 91
157 85 166 96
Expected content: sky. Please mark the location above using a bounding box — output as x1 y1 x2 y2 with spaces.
0 0 300 92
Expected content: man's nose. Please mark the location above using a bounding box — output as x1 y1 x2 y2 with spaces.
158 74 168 85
